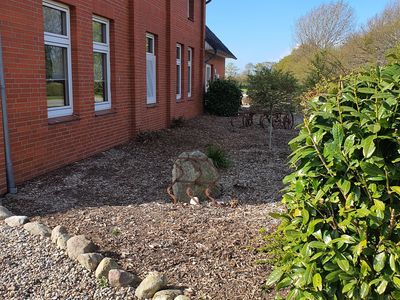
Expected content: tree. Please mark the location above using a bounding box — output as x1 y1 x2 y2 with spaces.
247 67 298 149
225 62 239 79
295 0 355 49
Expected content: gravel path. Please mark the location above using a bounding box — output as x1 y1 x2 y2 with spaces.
1 115 300 299
0 224 135 299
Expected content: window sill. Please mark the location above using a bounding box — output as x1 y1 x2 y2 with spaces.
48 114 80 125
146 103 158 108
188 17 194 22
95 108 116 117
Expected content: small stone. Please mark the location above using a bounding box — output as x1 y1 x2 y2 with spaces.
135 271 167 299
51 225 68 244
23 222 51 237
152 289 182 300
57 233 71 250
108 269 139 288
0 206 14 220
67 235 97 260
95 257 119 279
77 253 104 272
4 216 28 227
175 296 190 300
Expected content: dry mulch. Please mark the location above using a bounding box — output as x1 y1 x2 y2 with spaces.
2 115 299 299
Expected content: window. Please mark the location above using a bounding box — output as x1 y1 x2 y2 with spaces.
205 64 212 92
176 44 182 100
187 0 194 20
93 16 111 111
187 48 193 98
43 0 72 118
146 34 156 104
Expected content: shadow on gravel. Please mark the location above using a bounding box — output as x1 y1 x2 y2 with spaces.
1 115 299 218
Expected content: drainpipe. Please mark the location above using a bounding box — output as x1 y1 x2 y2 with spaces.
0 33 17 194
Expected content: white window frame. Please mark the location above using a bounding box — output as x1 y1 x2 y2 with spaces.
187 47 193 98
176 44 182 100
43 0 73 118
146 33 156 104
93 16 111 111
205 64 212 92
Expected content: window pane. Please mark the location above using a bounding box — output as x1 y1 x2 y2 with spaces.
146 37 153 54
176 46 181 59
45 45 68 107
94 52 107 102
43 5 67 35
176 65 181 95
93 21 106 43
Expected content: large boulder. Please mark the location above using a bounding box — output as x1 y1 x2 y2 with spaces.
108 269 139 288
66 235 97 260
152 289 182 300
95 257 119 279
23 222 51 237
135 271 167 299
0 206 14 220
172 151 221 203
5 216 28 227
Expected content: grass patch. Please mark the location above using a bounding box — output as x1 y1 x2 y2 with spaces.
206 145 232 169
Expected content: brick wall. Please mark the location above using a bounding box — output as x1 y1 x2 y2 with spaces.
207 55 226 79
0 0 206 194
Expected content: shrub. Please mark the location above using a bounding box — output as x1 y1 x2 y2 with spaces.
204 79 242 117
206 145 232 169
267 63 400 299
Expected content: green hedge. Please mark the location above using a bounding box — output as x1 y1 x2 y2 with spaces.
268 63 400 299
204 79 242 117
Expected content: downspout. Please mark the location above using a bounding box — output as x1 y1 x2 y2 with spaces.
0 33 17 194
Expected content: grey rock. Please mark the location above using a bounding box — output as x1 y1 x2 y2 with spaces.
108 269 139 288
51 225 68 244
57 233 71 250
77 253 104 272
152 289 182 300
135 271 167 299
66 235 97 260
95 257 119 279
175 296 190 300
23 222 51 237
172 151 221 203
0 206 13 220
4 216 28 227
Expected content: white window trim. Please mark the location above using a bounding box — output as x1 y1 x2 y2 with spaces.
205 64 212 92
146 33 156 104
176 44 182 100
187 47 192 98
93 16 111 111
43 0 73 118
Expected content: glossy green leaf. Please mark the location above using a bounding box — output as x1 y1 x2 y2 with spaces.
376 279 388 295
360 282 370 298
362 136 376 158
313 273 322 291
265 267 284 288
373 252 386 272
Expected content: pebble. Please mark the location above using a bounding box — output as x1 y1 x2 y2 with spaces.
0 224 136 299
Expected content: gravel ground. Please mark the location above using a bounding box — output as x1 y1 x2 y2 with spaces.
1 115 300 300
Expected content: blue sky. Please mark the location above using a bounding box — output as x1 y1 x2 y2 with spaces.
206 0 393 71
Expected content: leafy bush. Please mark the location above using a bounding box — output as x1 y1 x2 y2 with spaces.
206 145 232 169
268 63 400 299
204 79 242 117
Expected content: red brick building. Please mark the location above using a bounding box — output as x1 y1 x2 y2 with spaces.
0 0 207 194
